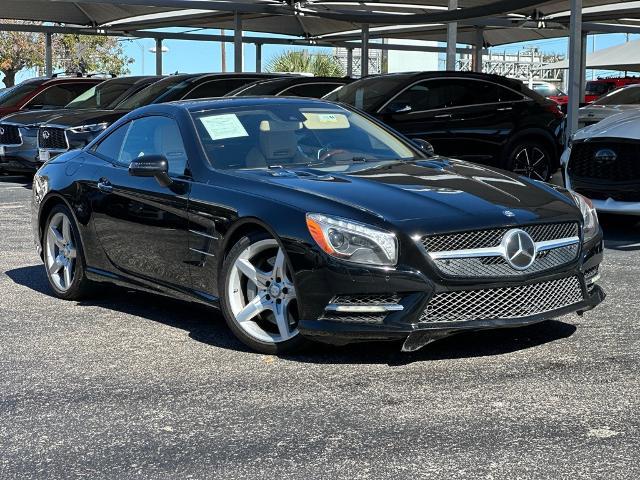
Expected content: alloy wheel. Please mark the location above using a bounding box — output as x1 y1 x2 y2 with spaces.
45 212 77 292
512 145 550 181
226 239 299 344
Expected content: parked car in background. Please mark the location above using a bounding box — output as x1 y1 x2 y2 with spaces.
532 81 568 107
563 109 640 215
325 71 565 181
584 76 640 103
32 97 604 354
25 73 284 167
577 84 640 129
0 76 160 174
226 76 352 98
0 75 103 117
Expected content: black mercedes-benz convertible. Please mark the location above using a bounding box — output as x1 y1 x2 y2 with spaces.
32 97 604 353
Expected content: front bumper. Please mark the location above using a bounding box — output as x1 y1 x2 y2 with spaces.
295 234 605 346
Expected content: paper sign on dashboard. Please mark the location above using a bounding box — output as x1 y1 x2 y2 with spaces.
199 114 249 141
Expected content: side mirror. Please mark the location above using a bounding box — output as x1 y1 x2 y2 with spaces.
413 138 435 156
386 102 412 114
129 154 172 187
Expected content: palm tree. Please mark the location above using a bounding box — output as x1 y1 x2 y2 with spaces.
266 49 344 77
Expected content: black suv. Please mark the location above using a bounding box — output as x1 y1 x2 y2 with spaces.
326 72 565 180
226 76 352 98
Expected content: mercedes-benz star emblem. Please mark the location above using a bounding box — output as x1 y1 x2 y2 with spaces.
502 229 536 270
42 130 50 140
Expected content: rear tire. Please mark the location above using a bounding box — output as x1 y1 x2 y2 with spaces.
220 232 310 354
43 204 94 300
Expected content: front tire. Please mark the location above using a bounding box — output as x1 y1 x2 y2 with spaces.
220 232 309 354
43 204 93 300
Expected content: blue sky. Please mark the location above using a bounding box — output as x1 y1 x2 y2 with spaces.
10 29 640 83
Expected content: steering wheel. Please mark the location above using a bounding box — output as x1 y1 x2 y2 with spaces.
317 144 349 163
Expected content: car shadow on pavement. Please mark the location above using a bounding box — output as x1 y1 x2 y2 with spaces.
0 174 32 189
600 214 640 252
7 265 577 364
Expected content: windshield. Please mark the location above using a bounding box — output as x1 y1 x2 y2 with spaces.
585 81 614 96
117 76 192 110
323 76 404 111
65 80 136 110
533 84 565 97
0 81 43 107
192 103 419 171
594 86 640 105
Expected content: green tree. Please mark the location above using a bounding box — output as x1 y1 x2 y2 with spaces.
0 22 134 87
0 21 43 88
266 49 344 77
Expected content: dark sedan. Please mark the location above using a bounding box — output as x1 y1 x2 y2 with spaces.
226 76 352 98
0 76 160 174
325 71 565 181
32 97 604 354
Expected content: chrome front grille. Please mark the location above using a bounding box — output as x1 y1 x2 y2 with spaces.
434 244 579 277
38 127 68 150
422 222 580 278
422 222 579 252
420 276 584 323
0 124 21 145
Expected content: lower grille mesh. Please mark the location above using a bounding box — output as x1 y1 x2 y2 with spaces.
420 276 584 323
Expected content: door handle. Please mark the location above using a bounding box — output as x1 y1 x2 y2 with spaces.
497 107 513 111
97 179 113 193
434 113 452 119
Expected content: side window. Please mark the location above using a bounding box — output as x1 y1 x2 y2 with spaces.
118 116 188 176
29 83 94 108
183 78 260 100
283 83 344 98
386 79 461 112
93 123 130 162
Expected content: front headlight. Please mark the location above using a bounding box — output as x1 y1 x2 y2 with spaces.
306 213 398 266
68 122 109 134
570 191 599 242
33 173 48 205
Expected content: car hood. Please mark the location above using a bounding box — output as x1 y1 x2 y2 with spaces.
0 109 71 127
40 109 128 128
579 104 640 121
237 159 579 234
575 108 640 141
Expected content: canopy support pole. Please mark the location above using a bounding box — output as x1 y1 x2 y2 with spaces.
346 48 353 76
155 38 162 75
255 42 262 72
234 12 243 72
567 0 583 143
581 32 588 101
361 24 369 77
45 32 53 77
472 28 484 72
446 0 458 70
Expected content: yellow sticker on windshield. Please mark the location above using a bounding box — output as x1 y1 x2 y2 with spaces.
302 112 350 130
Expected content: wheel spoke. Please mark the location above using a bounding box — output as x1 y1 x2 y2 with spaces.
67 247 77 259
62 216 71 244
274 300 291 340
272 248 286 281
235 294 270 324
63 262 72 288
48 256 64 274
48 225 64 247
532 170 546 181
235 258 269 288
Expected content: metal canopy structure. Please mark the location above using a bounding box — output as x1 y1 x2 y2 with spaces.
3 0 640 139
544 38 640 72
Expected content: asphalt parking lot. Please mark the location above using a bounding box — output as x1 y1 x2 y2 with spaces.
0 174 638 479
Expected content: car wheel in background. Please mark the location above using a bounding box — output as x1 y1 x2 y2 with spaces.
44 204 94 300
504 139 553 181
221 232 309 354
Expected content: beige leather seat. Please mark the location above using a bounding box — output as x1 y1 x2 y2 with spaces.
245 119 306 168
